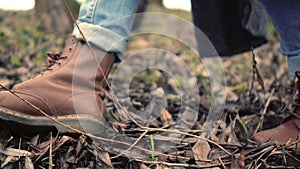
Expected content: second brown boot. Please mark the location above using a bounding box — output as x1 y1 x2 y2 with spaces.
253 118 300 146
253 71 300 151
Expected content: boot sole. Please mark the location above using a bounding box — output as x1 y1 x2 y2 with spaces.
0 107 108 134
0 107 160 158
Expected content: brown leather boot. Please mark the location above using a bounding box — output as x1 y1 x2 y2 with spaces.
0 35 115 133
253 72 300 149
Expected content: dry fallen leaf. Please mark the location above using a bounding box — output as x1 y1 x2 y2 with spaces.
160 108 174 126
234 115 249 142
1 156 19 168
239 147 245 168
192 140 211 161
0 147 32 157
86 143 113 168
230 147 246 169
53 135 76 152
140 163 150 169
25 156 34 169
29 134 40 147
231 155 242 169
97 150 113 169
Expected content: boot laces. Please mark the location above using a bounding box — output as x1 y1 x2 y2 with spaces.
30 52 67 79
45 52 67 71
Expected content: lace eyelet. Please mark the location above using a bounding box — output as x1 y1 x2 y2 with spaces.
71 38 76 43
68 47 73 52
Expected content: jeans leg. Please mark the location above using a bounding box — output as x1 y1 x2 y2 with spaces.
73 0 140 60
260 0 300 75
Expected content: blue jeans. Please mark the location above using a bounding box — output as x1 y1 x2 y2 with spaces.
73 0 300 75
72 0 139 61
260 0 300 75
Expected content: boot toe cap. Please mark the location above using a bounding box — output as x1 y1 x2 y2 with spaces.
0 90 48 116
253 119 300 145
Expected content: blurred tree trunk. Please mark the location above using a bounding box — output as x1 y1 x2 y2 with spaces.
34 0 79 37
152 0 163 6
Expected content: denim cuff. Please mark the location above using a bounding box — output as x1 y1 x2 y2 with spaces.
281 46 300 57
72 22 126 61
287 55 300 76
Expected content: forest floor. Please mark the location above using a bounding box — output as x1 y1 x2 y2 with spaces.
0 2 299 169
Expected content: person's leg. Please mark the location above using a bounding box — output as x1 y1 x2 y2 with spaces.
0 0 140 133
73 0 139 61
260 0 300 75
254 0 300 146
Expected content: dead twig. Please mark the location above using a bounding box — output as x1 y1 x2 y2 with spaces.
249 48 265 97
252 144 277 166
285 151 300 164
254 88 275 134
49 132 53 169
137 127 231 155
134 158 231 168
111 129 149 159
218 157 226 169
